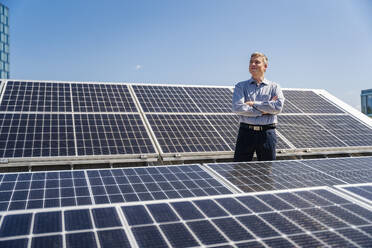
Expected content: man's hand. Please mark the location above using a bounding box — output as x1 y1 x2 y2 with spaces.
271 95 278 101
245 101 254 106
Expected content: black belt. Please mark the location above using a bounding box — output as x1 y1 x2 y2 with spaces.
240 123 276 131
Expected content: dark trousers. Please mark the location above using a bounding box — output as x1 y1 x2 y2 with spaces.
233 125 277 162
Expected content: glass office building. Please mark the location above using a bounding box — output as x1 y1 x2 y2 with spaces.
0 3 9 79
361 89 372 117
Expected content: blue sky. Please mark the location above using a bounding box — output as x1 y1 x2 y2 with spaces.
2 0 372 110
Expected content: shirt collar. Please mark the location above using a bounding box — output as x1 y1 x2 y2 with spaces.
249 78 269 85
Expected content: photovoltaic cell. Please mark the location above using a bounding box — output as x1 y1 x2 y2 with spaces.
64 209 93 231
0 238 28 248
0 213 32 237
31 235 62 248
33 211 62 234
160 223 199 247
0 81 72 112
206 160 344 192
146 113 231 153
184 87 233 113
132 85 200 113
0 113 75 158
66 232 97 248
74 113 155 155
97 229 131 248
71 83 137 112
282 90 345 113
132 225 168 248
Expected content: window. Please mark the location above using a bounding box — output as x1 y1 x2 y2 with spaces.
361 95 367 114
367 95 372 115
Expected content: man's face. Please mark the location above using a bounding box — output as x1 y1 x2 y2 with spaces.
249 56 267 77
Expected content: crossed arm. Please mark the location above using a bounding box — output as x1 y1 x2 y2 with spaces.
245 95 278 115
232 84 284 116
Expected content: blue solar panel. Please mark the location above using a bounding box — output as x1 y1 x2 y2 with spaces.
133 85 201 113
146 113 232 153
0 188 370 247
74 113 155 156
0 81 72 112
0 171 90 211
278 115 348 148
71 83 137 112
184 87 233 113
0 113 75 158
0 164 233 212
282 90 345 113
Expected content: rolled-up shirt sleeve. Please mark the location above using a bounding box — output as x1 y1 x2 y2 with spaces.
253 84 285 114
232 83 263 117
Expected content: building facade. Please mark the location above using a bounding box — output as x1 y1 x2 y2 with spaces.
0 3 9 79
361 89 372 117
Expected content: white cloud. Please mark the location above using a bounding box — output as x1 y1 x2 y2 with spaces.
135 65 142 70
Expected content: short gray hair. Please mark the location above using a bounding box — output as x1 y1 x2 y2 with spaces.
251 52 268 65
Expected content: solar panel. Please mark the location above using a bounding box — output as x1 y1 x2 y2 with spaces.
0 170 90 211
1 80 372 163
278 115 347 148
311 115 372 147
3 187 369 248
0 81 72 112
0 81 160 161
0 113 75 158
71 83 137 112
301 157 372 184
281 99 303 113
74 113 155 156
282 90 345 113
205 160 346 192
87 164 233 204
132 85 201 113
146 114 231 153
205 114 239 150
184 87 233 113
0 164 233 212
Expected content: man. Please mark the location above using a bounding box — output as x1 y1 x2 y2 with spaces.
232 52 284 162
